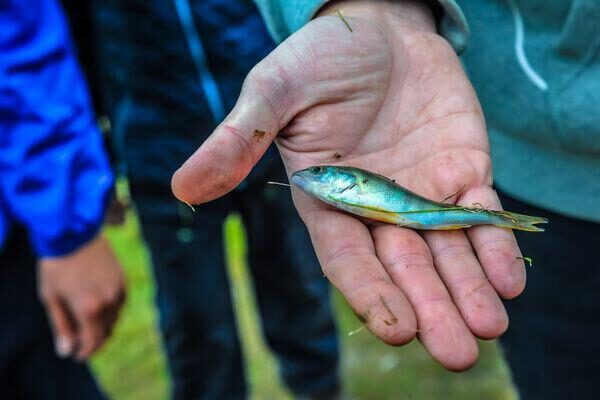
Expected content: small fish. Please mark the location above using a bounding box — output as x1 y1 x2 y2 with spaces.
291 166 547 231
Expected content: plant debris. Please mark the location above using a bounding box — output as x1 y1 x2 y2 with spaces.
516 256 534 267
183 201 196 212
252 129 267 141
267 181 291 187
337 10 353 32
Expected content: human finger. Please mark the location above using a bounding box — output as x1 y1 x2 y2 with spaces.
423 229 508 339
372 224 479 370
298 198 417 345
73 296 109 360
43 295 78 358
460 186 526 299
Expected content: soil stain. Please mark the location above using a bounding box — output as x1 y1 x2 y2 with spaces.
380 296 398 326
354 311 369 324
252 129 267 141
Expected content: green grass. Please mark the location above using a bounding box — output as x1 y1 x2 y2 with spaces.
91 213 169 399
92 211 517 400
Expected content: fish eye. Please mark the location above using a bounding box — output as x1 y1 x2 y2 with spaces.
310 166 324 174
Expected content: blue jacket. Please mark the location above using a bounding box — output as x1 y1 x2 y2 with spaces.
0 0 113 257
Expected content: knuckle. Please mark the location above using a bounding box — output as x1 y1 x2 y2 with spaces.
105 287 125 305
324 244 373 272
411 296 452 314
115 287 127 305
480 238 517 264
387 252 432 273
247 60 288 93
80 296 104 317
433 243 472 264
244 60 293 121
454 275 490 301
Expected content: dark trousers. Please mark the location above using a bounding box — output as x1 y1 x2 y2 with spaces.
0 229 104 400
129 164 340 400
498 193 600 400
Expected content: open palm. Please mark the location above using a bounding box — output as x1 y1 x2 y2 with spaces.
172 3 525 370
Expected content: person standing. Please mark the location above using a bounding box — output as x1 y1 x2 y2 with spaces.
91 0 341 398
0 0 125 398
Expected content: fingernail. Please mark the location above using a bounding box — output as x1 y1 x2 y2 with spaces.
55 336 73 358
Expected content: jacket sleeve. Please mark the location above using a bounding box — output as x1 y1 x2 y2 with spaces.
253 0 469 53
0 0 114 257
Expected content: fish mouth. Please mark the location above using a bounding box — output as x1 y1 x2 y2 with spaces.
290 172 309 191
290 171 321 198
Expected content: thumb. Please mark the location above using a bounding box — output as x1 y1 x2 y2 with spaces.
171 60 299 205
44 296 77 358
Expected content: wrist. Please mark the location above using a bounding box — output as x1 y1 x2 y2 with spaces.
39 233 104 265
316 0 436 34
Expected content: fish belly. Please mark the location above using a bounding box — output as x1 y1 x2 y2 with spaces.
331 200 492 230
334 203 407 224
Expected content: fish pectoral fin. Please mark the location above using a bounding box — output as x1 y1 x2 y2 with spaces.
326 195 404 224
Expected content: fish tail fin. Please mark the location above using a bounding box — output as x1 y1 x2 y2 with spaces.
487 210 548 232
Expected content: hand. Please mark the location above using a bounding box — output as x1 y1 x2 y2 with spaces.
38 234 126 360
171 0 525 370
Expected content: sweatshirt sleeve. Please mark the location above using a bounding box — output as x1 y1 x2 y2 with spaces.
253 0 469 53
0 0 113 257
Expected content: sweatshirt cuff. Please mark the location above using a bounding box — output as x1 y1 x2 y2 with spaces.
32 219 103 258
255 0 469 53
254 0 329 43
436 0 469 54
